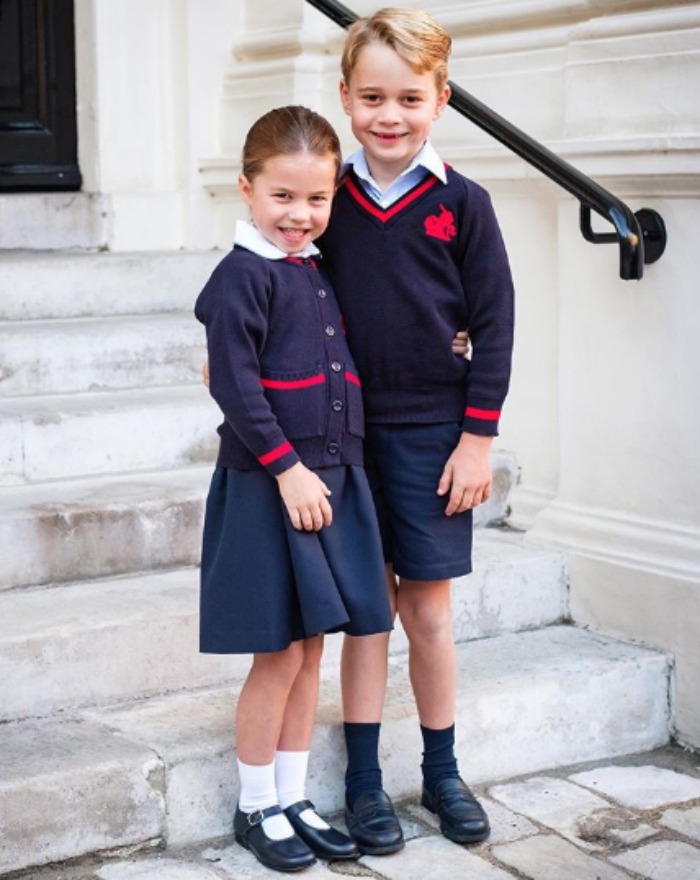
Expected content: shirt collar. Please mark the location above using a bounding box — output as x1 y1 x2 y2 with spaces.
233 220 320 261
341 140 447 188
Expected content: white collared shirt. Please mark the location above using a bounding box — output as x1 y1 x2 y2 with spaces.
341 141 447 209
234 220 320 260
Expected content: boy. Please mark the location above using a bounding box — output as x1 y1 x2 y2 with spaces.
320 8 515 853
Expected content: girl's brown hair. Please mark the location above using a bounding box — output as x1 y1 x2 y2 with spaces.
341 7 451 92
241 105 342 182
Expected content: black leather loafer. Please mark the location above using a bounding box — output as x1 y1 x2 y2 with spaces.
344 790 404 855
421 777 490 844
284 799 359 860
233 804 316 872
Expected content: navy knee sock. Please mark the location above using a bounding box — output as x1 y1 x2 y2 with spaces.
420 723 460 792
344 722 383 806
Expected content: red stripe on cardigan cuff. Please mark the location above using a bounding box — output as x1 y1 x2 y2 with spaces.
345 371 361 387
465 406 501 421
258 441 293 466
260 374 326 390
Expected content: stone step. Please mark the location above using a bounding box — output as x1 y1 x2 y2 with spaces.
0 626 670 874
0 250 221 321
0 531 568 722
0 466 211 591
0 385 220 485
0 312 205 397
0 454 517 591
0 192 109 250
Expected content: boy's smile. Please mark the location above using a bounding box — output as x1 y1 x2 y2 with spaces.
340 42 450 191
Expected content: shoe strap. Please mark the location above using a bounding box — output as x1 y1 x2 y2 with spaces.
245 804 283 828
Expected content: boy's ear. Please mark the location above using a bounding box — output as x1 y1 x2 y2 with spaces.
339 79 352 116
434 84 451 120
238 173 253 205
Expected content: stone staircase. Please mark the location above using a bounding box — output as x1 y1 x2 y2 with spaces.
0 249 672 877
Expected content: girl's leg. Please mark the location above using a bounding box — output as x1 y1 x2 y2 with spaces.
275 636 360 860
233 641 317 871
276 635 324 814
236 642 305 841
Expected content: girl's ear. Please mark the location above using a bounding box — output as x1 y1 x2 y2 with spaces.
239 173 253 205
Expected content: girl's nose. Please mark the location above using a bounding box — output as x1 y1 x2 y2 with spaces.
288 201 310 220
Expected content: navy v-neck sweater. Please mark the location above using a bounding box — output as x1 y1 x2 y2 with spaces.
319 166 514 436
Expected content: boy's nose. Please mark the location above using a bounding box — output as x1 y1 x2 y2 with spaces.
377 101 401 124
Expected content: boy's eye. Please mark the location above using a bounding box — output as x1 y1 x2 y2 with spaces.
403 96 422 105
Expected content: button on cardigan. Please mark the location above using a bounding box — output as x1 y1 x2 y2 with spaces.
195 246 365 476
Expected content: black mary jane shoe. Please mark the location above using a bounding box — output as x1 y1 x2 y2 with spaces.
344 789 405 855
284 799 359 860
421 777 490 844
233 804 316 872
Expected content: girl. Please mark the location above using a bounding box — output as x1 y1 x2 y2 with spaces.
194 106 393 873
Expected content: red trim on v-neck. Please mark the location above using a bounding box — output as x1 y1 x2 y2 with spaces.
343 172 442 223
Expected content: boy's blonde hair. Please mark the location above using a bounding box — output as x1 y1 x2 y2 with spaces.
341 7 451 92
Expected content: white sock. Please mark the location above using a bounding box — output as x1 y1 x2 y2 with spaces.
237 759 294 841
276 751 330 830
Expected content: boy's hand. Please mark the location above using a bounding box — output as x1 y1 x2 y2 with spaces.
452 330 471 358
437 433 493 516
276 462 333 531
202 359 210 387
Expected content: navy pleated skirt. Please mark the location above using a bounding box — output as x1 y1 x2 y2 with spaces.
199 465 393 654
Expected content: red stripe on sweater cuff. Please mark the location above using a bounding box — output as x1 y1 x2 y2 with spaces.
465 407 501 421
258 441 293 466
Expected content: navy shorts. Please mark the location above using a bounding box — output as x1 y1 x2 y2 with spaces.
364 422 473 581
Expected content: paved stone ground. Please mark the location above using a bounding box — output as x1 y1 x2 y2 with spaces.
10 746 700 880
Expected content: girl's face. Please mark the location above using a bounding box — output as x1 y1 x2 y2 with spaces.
239 151 337 254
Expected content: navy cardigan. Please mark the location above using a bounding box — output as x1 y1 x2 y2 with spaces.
195 247 364 476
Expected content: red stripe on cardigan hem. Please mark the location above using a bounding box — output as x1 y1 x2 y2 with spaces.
258 441 293 466
260 375 326 390
465 407 501 421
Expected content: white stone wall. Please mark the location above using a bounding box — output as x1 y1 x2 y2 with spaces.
73 1 700 745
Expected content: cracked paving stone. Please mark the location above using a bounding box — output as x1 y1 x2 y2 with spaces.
492 834 634 880
362 835 513 879
610 839 700 880
569 765 700 810
659 804 700 842
488 776 633 850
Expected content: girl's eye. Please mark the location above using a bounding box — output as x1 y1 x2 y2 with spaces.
273 192 291 200
310 196 328 204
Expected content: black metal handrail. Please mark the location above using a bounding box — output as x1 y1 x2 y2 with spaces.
305 0 667 280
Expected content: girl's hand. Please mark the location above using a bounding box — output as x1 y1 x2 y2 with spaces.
437 433 493 516
276 462 333 531
202 359 210 387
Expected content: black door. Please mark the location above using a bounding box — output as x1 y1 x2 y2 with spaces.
0 0 80 190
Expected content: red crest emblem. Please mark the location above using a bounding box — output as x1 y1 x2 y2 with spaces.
424 204 456 242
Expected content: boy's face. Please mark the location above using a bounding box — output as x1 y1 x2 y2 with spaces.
340 42 450 187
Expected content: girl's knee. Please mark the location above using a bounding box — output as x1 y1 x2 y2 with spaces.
252 641 305 682
300 634 324 669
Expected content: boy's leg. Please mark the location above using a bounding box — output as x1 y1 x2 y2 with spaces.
397 577 490 844
340 568 404 854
